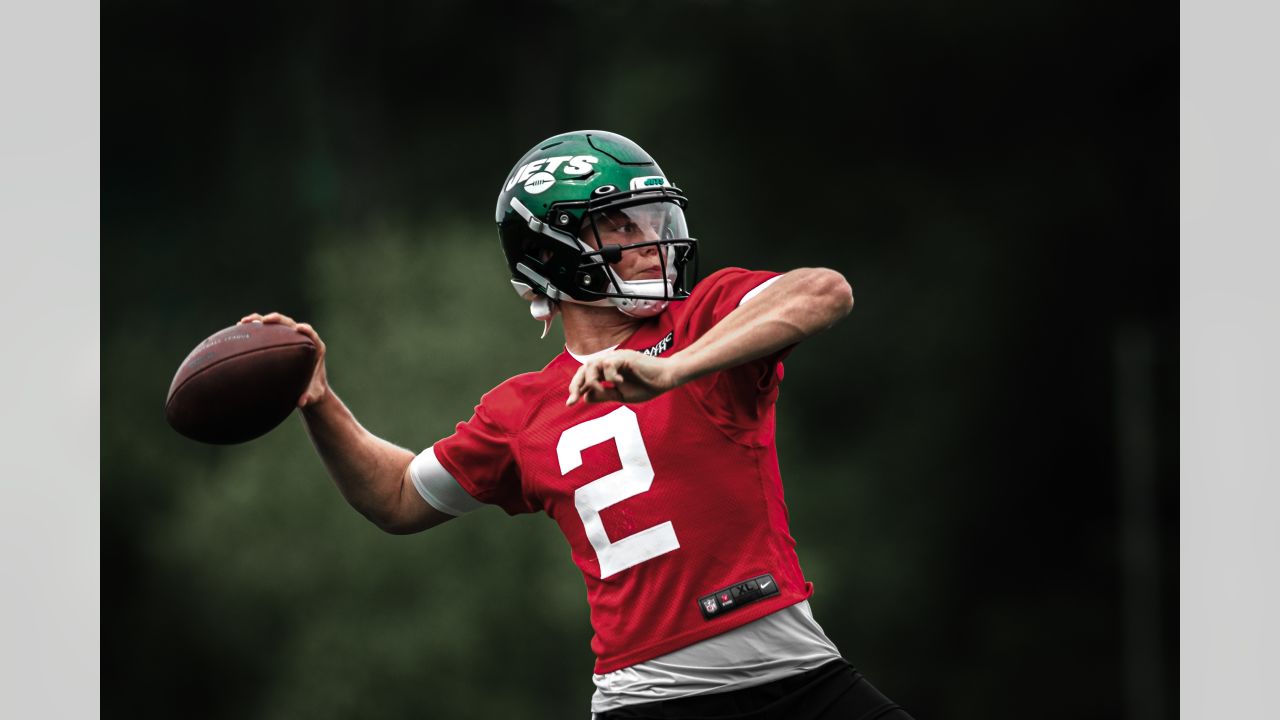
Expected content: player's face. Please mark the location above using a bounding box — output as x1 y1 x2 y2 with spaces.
581 204 683 282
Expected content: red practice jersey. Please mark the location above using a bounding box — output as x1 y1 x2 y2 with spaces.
423 268 814 673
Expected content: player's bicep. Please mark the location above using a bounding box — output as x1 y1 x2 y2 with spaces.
392 471 456 534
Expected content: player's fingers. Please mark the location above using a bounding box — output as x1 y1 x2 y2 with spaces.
261 311 297 327
239 312 263 324
295 322 326 354
566 365 587 405
585 377 625 404
603 359 626 385
591 358 611 392
579 363 605 402
576 364 594 400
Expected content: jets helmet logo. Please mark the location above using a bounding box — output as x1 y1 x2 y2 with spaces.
524 172 555 195
504 155 600 194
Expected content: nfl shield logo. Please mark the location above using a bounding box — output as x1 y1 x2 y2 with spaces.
702 598 718 613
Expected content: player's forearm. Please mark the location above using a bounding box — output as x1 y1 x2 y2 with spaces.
672 268 853 384
299 390 416 529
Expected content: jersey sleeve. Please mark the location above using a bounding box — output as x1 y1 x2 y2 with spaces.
677 268 795 439
680 267 784 338
410 382 536 517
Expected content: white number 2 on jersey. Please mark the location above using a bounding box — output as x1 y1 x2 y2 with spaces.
557 406 680 578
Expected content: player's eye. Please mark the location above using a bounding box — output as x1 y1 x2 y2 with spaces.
603 220 637 235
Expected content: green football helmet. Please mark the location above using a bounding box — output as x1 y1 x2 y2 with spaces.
495 130 699 318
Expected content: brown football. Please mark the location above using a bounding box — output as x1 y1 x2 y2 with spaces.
165 322 317 444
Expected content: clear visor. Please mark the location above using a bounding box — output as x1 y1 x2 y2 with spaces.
587 202 689 245
578 201 696 300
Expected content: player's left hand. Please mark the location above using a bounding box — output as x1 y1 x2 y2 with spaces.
566 349 682 406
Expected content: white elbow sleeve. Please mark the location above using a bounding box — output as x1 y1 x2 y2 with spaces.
409 447 485 516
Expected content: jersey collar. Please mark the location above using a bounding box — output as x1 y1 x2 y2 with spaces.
565 344 621 364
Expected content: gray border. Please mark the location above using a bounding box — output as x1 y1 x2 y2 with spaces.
3 0 1270 715
1181 1 1280 716
0 2 100 717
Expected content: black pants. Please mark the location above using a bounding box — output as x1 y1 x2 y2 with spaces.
595 660 915 720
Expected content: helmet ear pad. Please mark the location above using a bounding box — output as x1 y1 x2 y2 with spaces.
521 236 583 297
520 237 555 264
521 214 622 300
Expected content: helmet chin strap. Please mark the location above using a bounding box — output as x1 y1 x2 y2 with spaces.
530 292 668 338
530 295 559 339
611 277 673 318
616 298 669 318
529 272 674 336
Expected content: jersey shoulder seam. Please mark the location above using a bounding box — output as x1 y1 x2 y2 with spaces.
509 361 577 508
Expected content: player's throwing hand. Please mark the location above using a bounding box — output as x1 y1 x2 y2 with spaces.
566 349 682 406
240 311 330 408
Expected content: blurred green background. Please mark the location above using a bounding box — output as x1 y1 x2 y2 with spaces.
103 1 1175 718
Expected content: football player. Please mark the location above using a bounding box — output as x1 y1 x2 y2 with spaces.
241 131 913 719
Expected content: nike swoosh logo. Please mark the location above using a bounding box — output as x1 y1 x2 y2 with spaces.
759 581 772 589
